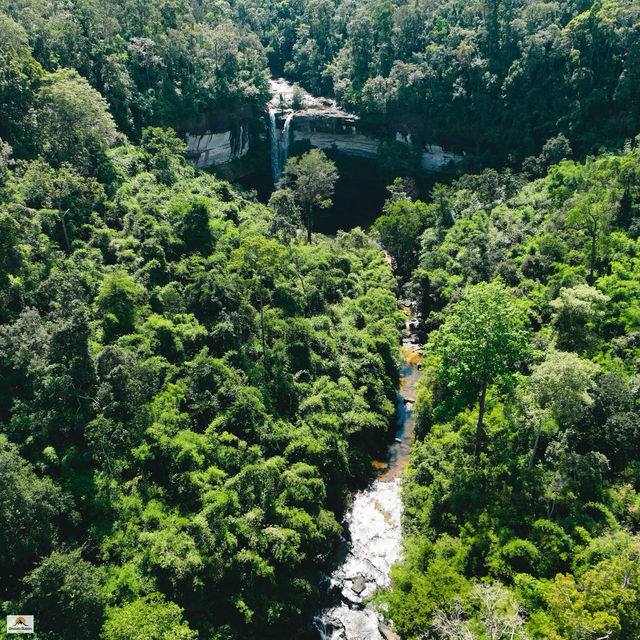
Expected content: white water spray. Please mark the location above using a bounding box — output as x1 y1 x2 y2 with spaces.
280 112 294 175
269 109 281 185
268 110 295 188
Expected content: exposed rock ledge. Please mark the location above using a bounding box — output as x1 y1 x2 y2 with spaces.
273 89 464 171
185 125 250 168
292 125 462 170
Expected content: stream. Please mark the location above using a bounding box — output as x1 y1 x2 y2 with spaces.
312 303 422 640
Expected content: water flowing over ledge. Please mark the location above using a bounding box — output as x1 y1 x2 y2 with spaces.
267 78 463 178
269 109 294 186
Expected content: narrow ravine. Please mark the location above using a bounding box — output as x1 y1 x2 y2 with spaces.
313 302 422 640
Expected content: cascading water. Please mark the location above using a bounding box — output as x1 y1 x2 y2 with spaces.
269 109 281 185
312 305 421 640
268 110 295 188
280 112 294 174
314 478 403 640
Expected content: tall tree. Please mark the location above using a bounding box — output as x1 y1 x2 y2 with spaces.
373 197 428 279
36 68 117 174
0 437 70 593
95 271 143 341
229 235 287 371
428 281 529 457
525 349 599 469
283 149 338 242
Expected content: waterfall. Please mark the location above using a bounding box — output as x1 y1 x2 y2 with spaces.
280 112 294 175
268 109 281 185
269 110 295 188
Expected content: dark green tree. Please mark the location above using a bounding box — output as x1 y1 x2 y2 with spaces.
180 200 213 255
0 438 71 595
283 149 338 242
22 550 105 640
373 197 428 279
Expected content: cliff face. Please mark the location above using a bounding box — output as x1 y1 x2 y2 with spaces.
281 109 464 170
178 80 465 173
186 125 250 168
176 107 257 169
289 110 378 159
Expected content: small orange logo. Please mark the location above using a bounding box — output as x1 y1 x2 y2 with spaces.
6 615 34 633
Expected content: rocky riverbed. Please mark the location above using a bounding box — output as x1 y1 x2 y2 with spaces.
312 302 422 640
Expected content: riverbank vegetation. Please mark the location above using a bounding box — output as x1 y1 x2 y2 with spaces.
375 145 640 639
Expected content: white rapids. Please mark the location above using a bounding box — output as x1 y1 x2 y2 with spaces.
314 478 404 640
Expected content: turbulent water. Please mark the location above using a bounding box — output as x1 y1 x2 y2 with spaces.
313 309 421 640
313 479 404 640
269 110 281 184
268 108 295 186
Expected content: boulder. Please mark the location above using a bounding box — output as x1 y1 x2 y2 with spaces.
352 575 367 595
379 622 401 640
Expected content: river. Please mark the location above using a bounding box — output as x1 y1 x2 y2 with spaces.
312 305 421 640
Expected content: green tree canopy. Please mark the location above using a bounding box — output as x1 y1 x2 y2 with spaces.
0 437 71 591
101 593 197 640
428 281 530 456
95 271 143 341
373 196 428 279
21 550 105 640
283 149 338 242
36 68 117 174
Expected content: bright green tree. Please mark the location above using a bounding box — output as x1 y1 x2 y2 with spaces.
428 281 530 457
373 197 428 279
545 573 620 640
229 235 287 368
101 593 197 640
550 285 609 354
95 271 143 341
525 349 599 468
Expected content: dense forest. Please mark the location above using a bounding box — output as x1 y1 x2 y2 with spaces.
1 0 640 638
373 148 640 639
3 0 640 165
231 0 640 163
0 125 402 638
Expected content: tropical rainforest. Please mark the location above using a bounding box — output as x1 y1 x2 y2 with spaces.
0 0 640 638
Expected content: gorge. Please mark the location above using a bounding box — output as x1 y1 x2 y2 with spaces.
182 79 465 230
